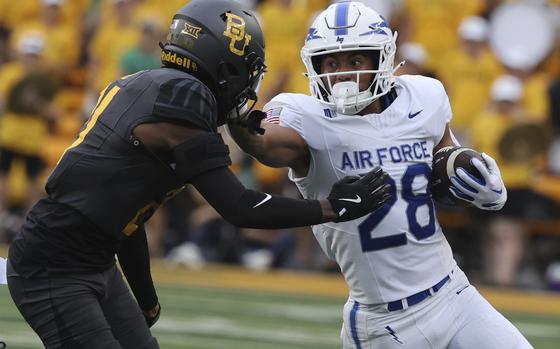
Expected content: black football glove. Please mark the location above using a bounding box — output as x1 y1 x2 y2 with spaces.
245 110 266 135
327 166 391 223
143 302 161 328
231 110 266 135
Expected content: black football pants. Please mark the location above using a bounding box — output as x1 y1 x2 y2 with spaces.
7 261 159 349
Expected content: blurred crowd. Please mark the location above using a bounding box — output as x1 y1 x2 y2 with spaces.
0 0 559 291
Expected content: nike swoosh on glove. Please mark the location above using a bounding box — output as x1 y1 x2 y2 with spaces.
449 152 507 210
327 166 392 222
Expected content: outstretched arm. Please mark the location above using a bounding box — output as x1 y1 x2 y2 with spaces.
190 164 390 227
227 111 310 177
190 164 330 227
133 122 391 227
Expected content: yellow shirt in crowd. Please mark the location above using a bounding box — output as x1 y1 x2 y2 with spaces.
469 110 535 189
0 62 50 156
0 62 25 99
11 22 80 69
522 73 550 121
439 47 502 130
257 0 312 95
405 0 483 71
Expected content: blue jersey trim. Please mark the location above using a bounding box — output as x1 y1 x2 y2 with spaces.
350 301 362 349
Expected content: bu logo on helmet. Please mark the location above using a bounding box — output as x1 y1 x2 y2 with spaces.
223 13 252 56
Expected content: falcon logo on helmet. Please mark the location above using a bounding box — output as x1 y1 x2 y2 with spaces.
301 1 398 115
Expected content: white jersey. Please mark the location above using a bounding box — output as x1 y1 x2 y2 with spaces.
264 75 456 305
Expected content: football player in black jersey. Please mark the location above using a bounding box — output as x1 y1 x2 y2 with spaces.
6 1 391 348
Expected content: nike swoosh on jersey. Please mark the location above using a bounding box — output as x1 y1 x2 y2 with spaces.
253 193 272 208
338 195 362 203
408 110 423 119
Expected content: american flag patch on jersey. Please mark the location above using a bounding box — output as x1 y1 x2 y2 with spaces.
265 107 283 124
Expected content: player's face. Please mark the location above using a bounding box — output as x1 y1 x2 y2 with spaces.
320 52 376 92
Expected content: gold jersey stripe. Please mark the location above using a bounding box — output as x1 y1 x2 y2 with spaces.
57 85 120 164
68 85 121 150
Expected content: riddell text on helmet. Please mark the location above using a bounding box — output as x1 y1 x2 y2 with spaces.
161 51 198 72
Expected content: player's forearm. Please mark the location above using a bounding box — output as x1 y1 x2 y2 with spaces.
117 226 158 311
229 191 329 228
190 165 335 228
227 122 269 160
227 122 291 169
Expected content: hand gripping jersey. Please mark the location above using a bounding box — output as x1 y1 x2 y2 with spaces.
9 68 218 276
265 75 456 305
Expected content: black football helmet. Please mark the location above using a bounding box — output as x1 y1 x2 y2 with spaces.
161 0 266 125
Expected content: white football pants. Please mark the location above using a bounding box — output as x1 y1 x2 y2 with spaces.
341 267 533 349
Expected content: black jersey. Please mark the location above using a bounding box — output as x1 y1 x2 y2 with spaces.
9 68 218 276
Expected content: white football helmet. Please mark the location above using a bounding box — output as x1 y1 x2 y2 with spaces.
301 1 397 115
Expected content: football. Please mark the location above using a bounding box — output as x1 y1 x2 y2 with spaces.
431 146 486 206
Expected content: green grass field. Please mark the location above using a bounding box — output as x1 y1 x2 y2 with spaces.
1 265 560 349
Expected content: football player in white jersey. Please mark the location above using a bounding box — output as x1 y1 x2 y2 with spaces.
228 2 532 348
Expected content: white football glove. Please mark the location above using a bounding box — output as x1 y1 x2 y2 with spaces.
449 153 507 210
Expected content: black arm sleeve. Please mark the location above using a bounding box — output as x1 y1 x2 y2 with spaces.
550 80 560 130
190 166 323 229
117 226 158 311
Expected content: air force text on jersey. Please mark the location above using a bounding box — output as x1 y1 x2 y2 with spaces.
341 141 431 170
